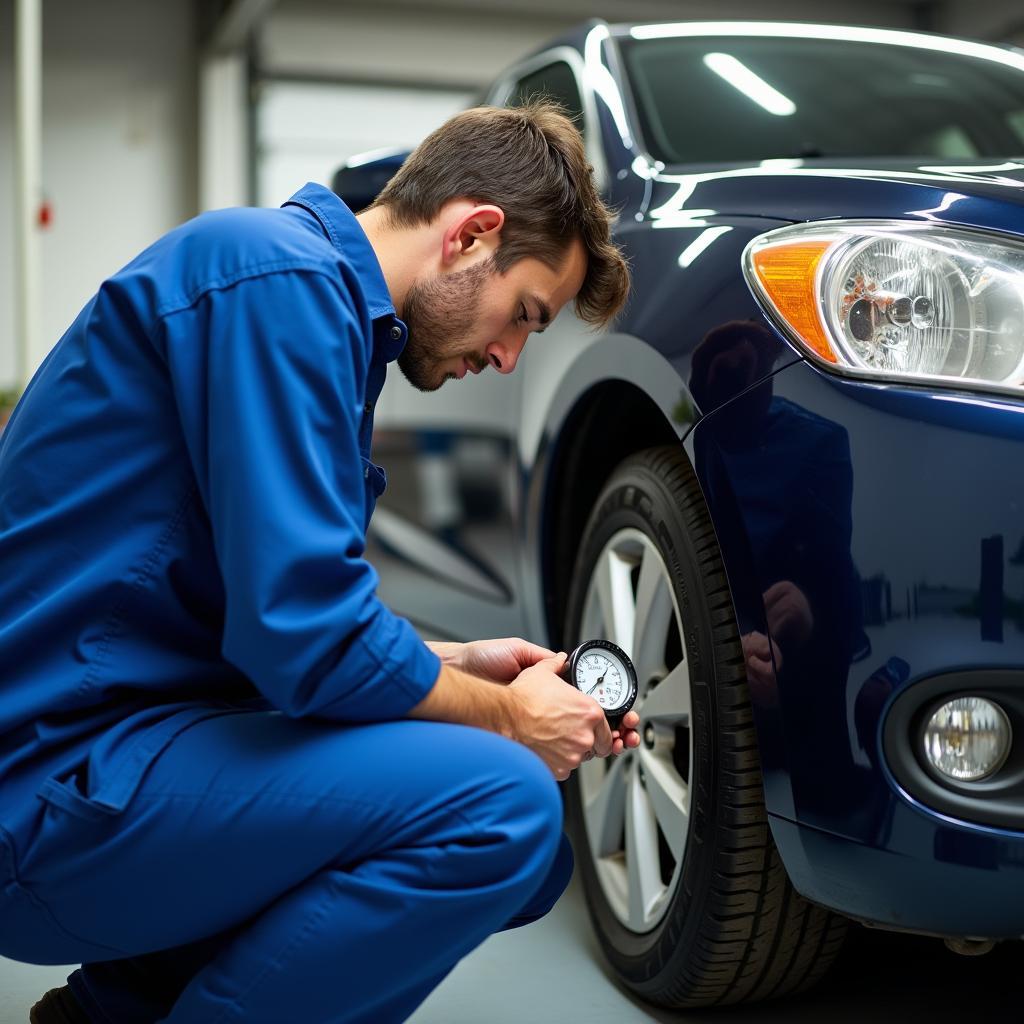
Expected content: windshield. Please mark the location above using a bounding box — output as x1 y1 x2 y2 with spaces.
619 35 1024 165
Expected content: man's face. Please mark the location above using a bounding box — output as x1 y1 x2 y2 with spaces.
398 240 587 392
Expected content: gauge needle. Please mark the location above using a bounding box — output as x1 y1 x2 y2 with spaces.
586 673 606 696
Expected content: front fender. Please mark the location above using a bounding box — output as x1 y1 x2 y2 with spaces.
517 330 691 644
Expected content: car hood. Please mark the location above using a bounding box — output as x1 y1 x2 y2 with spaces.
643 157 1024 229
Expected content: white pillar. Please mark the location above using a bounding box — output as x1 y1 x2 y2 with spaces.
14 0 42 388
199 51 249 212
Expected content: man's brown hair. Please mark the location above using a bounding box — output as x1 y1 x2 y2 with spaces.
372 101 630 328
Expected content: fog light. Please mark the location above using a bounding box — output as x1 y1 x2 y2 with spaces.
922 698 1012 781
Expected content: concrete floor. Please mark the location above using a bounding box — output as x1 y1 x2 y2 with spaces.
1 871 1020 1023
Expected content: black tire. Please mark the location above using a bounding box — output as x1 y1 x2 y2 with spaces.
563 445 847 1007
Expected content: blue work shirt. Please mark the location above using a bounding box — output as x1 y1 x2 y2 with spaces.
0 183 441 821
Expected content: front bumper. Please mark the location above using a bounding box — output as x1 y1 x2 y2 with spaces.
770 810 1024 938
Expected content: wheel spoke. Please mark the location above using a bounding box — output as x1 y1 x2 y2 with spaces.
595 548 636 656
580 584 604 641
582 755 627 859
625 768 664 931
641 660 691 725
632 545 674 683
639 747 689 862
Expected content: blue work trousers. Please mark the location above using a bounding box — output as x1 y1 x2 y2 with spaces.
0 713 572 1022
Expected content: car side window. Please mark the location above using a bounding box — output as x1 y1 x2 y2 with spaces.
508 61 585 134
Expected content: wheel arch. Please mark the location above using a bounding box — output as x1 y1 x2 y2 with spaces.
540 380 680 650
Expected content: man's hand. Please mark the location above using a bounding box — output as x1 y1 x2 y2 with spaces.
427 637 555 684
507 653 614 781
610 711 642 757
416 640 640 781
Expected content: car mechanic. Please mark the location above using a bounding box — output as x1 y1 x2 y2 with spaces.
0 101 635 1023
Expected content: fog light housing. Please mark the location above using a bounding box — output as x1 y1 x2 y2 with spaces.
922 697 1012 782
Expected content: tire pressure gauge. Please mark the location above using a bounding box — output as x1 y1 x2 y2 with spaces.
561 640 638 727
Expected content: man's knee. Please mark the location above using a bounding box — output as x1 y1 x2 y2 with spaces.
457 736 563 896
504 833 573 930
487 739 562 853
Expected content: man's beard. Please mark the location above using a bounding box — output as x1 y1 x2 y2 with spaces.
397 257 495 392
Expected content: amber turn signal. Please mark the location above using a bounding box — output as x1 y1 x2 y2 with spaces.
749 241 837 364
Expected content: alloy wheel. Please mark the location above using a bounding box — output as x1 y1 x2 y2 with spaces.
577 527 693 932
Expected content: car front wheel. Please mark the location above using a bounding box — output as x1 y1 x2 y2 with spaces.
563 445 846 1007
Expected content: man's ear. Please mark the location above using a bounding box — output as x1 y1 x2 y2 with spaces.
441 204 504 266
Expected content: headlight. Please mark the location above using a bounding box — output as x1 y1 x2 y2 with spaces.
922 696 1012 782
743 221 1024 392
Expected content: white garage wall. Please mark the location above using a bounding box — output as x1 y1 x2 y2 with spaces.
254 1 564 215
0 0 197 390
257 81 474 208
261 2 562 89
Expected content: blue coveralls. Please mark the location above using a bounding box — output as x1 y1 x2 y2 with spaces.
0 184 571 1022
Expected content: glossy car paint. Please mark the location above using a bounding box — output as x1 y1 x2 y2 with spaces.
693 356 1024 936
348 22 1024 939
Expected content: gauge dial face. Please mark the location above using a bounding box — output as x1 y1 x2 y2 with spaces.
574 647 631 713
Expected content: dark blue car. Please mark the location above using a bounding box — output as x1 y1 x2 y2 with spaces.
334 20 1024 1008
